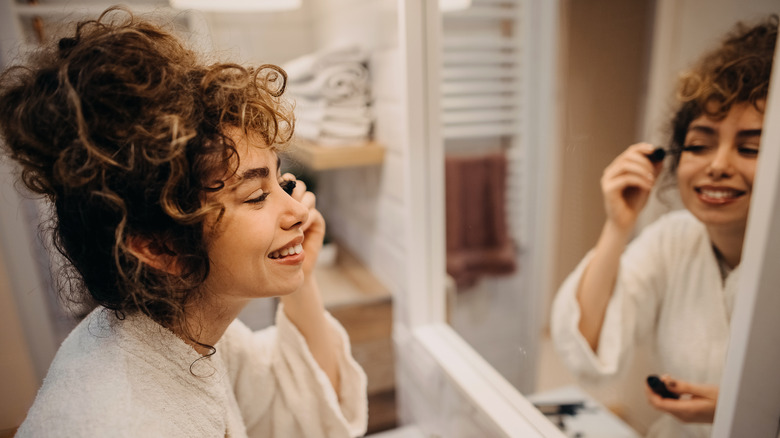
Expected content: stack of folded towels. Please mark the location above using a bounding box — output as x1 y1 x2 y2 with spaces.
283 46 373 146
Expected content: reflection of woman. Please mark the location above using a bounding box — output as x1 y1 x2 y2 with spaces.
1 9 367 437
551 16 776 437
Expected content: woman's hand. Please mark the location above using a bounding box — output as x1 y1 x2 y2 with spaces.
601 142 664 232
282 173 325 279
645 375 719 423
279 173 340 391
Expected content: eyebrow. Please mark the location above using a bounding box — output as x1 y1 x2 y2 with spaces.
687 125 716 136
240 167 270 180
687 126 762 138
231 156 281 190
737 129 762 138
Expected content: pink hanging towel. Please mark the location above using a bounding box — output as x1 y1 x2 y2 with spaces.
445 152 517 289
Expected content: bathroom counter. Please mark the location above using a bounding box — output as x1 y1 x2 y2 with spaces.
366 425 426 438
528 385 641 438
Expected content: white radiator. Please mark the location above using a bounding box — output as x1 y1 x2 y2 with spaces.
441 0 524 245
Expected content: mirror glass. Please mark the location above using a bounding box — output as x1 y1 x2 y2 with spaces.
439 0 779 435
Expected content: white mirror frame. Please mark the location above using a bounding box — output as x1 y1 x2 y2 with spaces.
397 0 563 436
713 32 780 437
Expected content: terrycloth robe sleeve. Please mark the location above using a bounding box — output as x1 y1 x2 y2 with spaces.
220 304 368 438
551 215 670 381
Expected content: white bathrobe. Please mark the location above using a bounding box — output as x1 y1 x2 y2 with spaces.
16 304 368 438
551 210 739 438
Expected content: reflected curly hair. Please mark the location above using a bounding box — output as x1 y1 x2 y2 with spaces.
0 7 294 339
666 14 777 175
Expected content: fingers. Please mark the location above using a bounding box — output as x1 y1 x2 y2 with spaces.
600 143 664 227
603 173 655 195
663 377 719 400
602 143 660 184
300 192 319 232
281 172 307 199
647 395 716 423
603 158 656 183
281 173 315 208
280 172 323 234
645 376 718 423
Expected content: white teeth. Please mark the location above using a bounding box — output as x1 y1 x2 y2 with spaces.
270 244 303 259
700 189 739 199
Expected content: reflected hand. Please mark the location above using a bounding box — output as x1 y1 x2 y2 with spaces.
282 173 325 279
645 375 719 423
601 142 664 232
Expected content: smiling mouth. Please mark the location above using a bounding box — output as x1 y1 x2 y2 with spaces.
695 187 746 202
269 244 303 259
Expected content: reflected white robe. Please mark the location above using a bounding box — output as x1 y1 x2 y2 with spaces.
551 210 739 438
16 304 368 438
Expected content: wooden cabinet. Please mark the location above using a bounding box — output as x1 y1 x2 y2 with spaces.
318 247 396 434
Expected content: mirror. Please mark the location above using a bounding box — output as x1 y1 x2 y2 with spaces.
438 0 779 435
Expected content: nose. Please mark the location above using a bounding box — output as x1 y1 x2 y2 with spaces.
707 143 735 179
280 188 309 230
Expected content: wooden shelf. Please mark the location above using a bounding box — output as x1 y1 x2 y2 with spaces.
317 244 390 309
284 139 385 171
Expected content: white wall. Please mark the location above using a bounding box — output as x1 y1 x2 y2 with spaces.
307 0 408 301
200 7 314 65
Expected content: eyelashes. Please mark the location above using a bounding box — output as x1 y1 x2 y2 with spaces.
681 145 707 154
682 144 760 156
244 180 296 205
281 179 296 195
245 192 269 204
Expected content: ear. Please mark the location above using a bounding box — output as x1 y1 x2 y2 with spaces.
126 235 181 275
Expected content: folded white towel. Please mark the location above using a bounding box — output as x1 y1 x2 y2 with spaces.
283 46 369 83
296 107 372 127
295 133 371 147
294 97 373 122
296 118 372 138
287 63 369 102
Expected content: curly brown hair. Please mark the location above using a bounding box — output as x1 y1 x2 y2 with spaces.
666 14 777 175
0 7 294 339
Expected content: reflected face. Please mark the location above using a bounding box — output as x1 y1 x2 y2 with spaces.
676 102 763 232
201 131 309 303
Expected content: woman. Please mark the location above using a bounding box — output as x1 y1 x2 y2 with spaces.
551 15 776 437
0 8 367 437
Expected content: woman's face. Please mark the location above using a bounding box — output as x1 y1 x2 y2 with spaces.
200 130 309 304
677 101 763 233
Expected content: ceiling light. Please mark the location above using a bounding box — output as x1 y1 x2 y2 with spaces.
440 0 472 12
169 0 302 12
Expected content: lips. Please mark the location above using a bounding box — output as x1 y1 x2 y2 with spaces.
268 236 304 259
695 186 746 204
